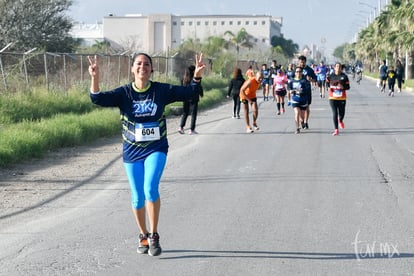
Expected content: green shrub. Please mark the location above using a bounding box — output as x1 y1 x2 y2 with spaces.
0 74 230 167
0 109 120 167
0 127 47 165
0 88 95 124
404 79 414 90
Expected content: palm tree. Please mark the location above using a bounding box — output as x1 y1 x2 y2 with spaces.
224 28 254 63
202 36 229 57
270 36 299 58
179 38 201 53
351 0 413 77
393 0 414 78
92 40 111 54
376 1 407 60
391 0 414 51
355 25 378 71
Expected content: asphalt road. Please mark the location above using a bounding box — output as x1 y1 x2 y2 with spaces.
1 76 414 275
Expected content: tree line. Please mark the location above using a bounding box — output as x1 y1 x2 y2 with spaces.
0 0 80 52
339 0 413 76
0 0 312 77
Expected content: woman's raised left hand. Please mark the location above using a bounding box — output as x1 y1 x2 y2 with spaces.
194 53 206 78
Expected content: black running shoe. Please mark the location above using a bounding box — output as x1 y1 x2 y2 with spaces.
148 232 162 256
137 233 149 254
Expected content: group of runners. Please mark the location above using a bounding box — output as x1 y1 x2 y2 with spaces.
378 59 405 97
234 55 351 136
87 51 411 258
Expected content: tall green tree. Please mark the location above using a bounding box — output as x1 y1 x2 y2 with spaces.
202 36 229 58
0 0 78 52
385 0 414 54
90 40 112 54
270 35 299 58
332 44 346 61
351 0 414 74
224 28 254 61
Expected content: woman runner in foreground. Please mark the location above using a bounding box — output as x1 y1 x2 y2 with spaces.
326 62 350 136
88 53 205 256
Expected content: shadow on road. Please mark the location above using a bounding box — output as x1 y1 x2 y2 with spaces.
0 153 121 220
161 249 414 260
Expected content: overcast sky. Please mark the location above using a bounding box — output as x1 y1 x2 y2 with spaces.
69 0 384 58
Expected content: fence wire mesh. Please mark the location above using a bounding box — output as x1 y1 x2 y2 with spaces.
0 52 208 93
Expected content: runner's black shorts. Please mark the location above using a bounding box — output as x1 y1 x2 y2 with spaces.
275 89 287 97
241 98 257 104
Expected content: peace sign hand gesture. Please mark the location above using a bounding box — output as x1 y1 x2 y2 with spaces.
88 55 100 92
194 53 206 78
87 55 99 78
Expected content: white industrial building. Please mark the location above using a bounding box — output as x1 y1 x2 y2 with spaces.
71 13 283 54
70 22 104 46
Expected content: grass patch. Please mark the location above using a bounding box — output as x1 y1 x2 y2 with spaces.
0 109 119 167
3 68 412 168
0 74 228 167
0 88 94 124
404 79 414 91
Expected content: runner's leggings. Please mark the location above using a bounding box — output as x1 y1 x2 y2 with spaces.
329 99 346 129
124 152 167 209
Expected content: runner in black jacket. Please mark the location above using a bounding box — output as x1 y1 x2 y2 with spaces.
227 68 245 119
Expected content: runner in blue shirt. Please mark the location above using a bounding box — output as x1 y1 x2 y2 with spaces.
260 63 271 101
288 67 312 134
379 60 388 93
316 61 328 98
88 53 205 257
297 55 316 129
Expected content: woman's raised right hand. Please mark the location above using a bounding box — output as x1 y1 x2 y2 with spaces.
87 55 99 77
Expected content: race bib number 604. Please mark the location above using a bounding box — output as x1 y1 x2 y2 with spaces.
135 122 160 142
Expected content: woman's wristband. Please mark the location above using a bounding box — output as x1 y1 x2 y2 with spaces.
193 77 202 81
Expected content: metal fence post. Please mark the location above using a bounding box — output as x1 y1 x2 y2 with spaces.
23 54 29 86
80 55 84 82
23 48 37 87
0 43 13 91
63 54 67 91
0 55 7 90
44 53 49 91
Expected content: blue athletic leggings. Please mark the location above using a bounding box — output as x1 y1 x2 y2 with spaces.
124 152 167 210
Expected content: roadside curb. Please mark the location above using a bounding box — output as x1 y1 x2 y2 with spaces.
361 75 413 92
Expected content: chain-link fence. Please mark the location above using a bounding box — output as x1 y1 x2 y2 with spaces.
0 52 220 94
0 50 266 94
0 52 131 93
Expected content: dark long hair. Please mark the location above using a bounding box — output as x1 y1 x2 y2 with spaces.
232 68 243 79
182 65 195 86
131 52 153 72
